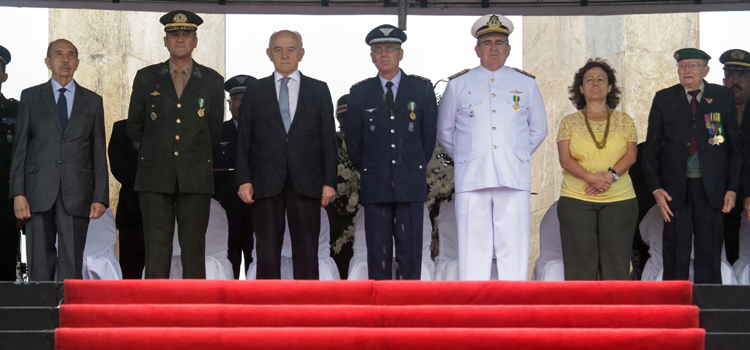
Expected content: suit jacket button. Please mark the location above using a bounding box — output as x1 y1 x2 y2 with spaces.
286 138 289 142
177 103 182 108
391 144 395 148
464 160 467 163
390 129 394 134
392 160 396 164
522 158 526 162
174 151 179 156
175 135 180 140
364 168 367 172
176 119 181 124
419 165 423 169
57 161 61 164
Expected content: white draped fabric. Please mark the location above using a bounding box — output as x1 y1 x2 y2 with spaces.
82 208 122 280
348 205 436 280
640 205 736 284
732 212 750 285
167 199 234 280
531 201 565 281
246 208 341 280
432 201 498 280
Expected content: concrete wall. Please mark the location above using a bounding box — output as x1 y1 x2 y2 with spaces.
523 13 699 279
49 9 226 216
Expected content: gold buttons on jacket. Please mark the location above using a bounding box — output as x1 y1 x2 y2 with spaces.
492 110 496 113
492 93 496 97
176 119 181 123
492 127 496 130
491 78 495 82
522 158 526 161
493 145 497 149
174 151 179 156
175 135 180 140
177 103 182 108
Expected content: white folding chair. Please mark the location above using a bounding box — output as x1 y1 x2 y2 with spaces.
82 208 122 280
732 212 750 285
531 201 565 281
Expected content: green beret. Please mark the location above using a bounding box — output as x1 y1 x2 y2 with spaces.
160 10 203 32
720 49 750 71
674 48 711 62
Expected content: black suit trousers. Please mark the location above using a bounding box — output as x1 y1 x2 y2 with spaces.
253 173 319 280
364 202 423 280
118 223 145 279
139 189 210 279
224 200 253 279
663 178 724 284
26 188 90 281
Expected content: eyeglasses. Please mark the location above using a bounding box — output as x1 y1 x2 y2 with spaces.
480 40 508 48
371 46 400 54
677 62 706 69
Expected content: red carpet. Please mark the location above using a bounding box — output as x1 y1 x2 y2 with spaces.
55 280 704 350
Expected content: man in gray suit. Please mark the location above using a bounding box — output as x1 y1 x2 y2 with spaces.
9 39 108 281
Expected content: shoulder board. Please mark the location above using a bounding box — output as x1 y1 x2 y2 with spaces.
351 77 372 88
513 68 536 79
410 74 431 83
448 69 470 80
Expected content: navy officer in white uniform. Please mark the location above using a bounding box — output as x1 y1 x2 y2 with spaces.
437 14 548 281
346 25 438 280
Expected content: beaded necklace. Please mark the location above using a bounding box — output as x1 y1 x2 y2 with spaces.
583 107 612 150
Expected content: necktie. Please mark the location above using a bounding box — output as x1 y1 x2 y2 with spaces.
385 81 394 112
279 77 291 133
57 87 68 132
688 89 701 156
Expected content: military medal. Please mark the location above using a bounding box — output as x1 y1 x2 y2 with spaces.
408 102 416 120
512 95 520 112
198 98 205 117
408 122 414 132
150 91 161 96
6 134 12 143
704 113 725 146
151 112 157 120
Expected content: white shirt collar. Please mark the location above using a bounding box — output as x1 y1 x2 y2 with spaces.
378 69 402 89
274 70 301 83
51 78 76 94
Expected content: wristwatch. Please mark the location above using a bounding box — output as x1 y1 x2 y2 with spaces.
608 168 619 181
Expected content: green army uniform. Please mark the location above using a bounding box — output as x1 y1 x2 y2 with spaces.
127 11 224 279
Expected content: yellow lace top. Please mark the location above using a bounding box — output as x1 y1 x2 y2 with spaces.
556 110 637 203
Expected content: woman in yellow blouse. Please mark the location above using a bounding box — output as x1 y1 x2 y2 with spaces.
556 59 638 280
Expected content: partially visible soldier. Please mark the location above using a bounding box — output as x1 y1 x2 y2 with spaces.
346 25 438 280
720 49 750 264
213 74 256 279
0 44 21 281
335 94 348 136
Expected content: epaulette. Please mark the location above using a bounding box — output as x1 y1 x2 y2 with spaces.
448 69 470 80
351 77 371 88
410 74 431 83
513 68 536 79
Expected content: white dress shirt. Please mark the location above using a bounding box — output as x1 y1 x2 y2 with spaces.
51 78 76 119
274 70 301 122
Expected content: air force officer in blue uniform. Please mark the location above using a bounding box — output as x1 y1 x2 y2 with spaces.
437 15 548 281
346 25 438 280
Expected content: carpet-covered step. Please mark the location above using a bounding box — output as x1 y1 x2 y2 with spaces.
59 304 699 329
64 280 693 306
54 327 705 350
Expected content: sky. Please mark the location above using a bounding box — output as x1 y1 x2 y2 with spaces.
0 7 747 112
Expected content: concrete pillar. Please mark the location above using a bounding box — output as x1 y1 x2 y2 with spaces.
49 9 226 254
522 13 699 278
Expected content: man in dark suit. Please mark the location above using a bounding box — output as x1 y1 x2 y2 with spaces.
108 119 144 279
0 44 22 281
345 25 437 280
213 74 255 279
10 39 109 281
235 30 337 280
127 11 224 279
644 48 741 284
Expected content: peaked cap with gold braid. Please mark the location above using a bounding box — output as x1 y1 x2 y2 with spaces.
720 49 750 71
471 14 514 39
160 10 203 32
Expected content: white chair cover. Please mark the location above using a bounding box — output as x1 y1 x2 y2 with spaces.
432 201 498 281
167 199 234 280
347 205 436 280
640 205 736 284
531 201 565 281
732 212 750 285
82 208 122 280
246 208 341 280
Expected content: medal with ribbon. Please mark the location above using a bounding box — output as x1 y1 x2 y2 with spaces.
198 98 205 117
408 102 416 120
704 112 724 145
512 95 520 112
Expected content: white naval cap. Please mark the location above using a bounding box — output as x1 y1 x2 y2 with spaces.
471 14 514 39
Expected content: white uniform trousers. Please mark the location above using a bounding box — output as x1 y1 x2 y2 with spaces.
455 187 530 281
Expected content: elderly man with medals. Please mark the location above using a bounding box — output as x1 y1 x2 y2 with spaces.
346 25 437 280
437 14 548 281
644 48 741 284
